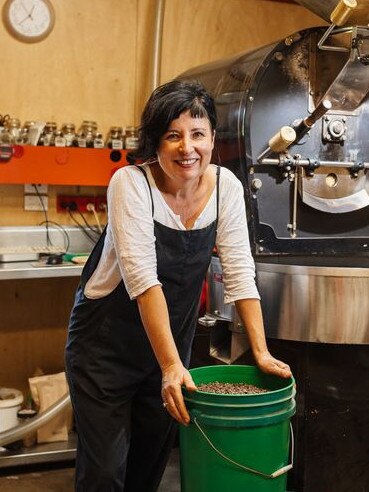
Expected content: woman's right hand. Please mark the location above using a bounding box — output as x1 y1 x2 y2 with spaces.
161 363 197 425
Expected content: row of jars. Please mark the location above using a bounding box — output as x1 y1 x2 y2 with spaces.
0 118 139 150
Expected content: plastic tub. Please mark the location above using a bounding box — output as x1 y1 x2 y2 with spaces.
0 388 24 432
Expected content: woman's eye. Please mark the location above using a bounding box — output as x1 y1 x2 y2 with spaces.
166 133 179 141
193 131 205 138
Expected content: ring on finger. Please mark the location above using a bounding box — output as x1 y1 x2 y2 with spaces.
162 401 169 408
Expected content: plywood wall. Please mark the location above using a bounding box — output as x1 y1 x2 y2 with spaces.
0 277 79 392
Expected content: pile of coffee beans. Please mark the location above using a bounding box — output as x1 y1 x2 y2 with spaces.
197 382 268 395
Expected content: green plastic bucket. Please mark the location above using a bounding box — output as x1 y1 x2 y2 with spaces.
180 365 296 492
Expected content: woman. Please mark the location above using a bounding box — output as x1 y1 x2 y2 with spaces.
65 79 291 492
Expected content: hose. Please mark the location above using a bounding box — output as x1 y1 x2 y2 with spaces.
0 393 71 447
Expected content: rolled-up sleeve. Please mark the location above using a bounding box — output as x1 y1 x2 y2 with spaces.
216 172 260 304
108 167 161 299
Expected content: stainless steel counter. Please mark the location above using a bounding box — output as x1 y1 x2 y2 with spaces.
0 261 83 280
0 225 94 280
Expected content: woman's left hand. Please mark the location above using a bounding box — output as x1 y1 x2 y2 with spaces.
255 351 292 379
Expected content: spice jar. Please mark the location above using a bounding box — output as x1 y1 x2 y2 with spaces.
61 123 77 147
106 126 124 150
2 118 22 144
125 126 139 150
39 121 57 146
79 121 98 148
21 121 35 144
93 132 104 148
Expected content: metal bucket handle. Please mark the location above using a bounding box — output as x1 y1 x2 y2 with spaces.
193 416 294 479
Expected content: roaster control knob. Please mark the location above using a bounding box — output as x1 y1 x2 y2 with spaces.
251 178 263 190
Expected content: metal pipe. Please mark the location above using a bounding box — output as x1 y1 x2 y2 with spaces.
0 393 71 447
151 0 166 92
260 158 369 169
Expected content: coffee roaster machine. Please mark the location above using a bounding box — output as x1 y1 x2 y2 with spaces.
181 1 369 490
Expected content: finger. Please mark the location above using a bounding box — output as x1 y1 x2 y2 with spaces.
162 384 191 425
273 361 292 378
183 372 197 392
171 388 191 424
164 394 190 425
259 357 292 378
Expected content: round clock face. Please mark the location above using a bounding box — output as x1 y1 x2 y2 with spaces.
3 0 55 42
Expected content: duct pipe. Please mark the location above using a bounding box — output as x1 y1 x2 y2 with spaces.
0 393 71 447
151 0 166 92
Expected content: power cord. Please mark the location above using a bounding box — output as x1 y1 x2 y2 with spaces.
86 203 103 233
67 208 98 244
32 184 51 245
38 220 71 252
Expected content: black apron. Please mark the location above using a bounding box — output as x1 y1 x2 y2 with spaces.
65 166 220 492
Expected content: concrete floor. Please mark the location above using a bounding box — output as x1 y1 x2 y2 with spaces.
0 448 181 492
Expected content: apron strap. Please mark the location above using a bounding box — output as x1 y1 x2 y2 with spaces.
135 165 155 217
216 165 221 228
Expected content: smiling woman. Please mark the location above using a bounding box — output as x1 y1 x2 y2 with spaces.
2 0 55 43
65 79 291 492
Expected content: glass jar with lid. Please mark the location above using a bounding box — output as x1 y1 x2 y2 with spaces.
78 121 98 148
54 130 67 147
2 118 22 144
125 126 139 150
39 121 57 146
93 132 104 148
21 121 35 144
61 123 77 147
106 126 124 150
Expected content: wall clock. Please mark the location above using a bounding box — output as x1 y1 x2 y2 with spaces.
3 0 55 43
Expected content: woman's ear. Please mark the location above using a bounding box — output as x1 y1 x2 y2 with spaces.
211 130 216 149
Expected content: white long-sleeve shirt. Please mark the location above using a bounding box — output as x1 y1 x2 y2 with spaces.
84 163 260 303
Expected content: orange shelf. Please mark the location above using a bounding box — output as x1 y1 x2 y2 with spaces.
0 146 129 186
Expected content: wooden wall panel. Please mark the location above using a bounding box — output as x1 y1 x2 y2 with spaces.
0 1 138 134
160 0 324 84
0 277 79 392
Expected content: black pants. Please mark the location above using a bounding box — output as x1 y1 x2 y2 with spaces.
65 286 178 492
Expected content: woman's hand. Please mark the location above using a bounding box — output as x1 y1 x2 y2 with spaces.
255 351 292 379
161 363 197 425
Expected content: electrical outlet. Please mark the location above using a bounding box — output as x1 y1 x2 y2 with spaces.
57 195 107 213
95 195 108 212
24 184 48 194
24 195 48 211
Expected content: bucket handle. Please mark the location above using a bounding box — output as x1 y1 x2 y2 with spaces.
193 417 294 479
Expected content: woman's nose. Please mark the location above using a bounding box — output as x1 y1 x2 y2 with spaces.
178 136 192 153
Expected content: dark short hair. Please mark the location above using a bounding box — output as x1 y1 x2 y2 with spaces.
128 79 217 163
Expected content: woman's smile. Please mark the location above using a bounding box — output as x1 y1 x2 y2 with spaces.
175 158 199 167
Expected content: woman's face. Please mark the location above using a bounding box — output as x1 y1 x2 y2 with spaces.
156 110 215 186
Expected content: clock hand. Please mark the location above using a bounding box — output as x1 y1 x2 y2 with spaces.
20 1 31 16
18 14 31 25
29 5 35 20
